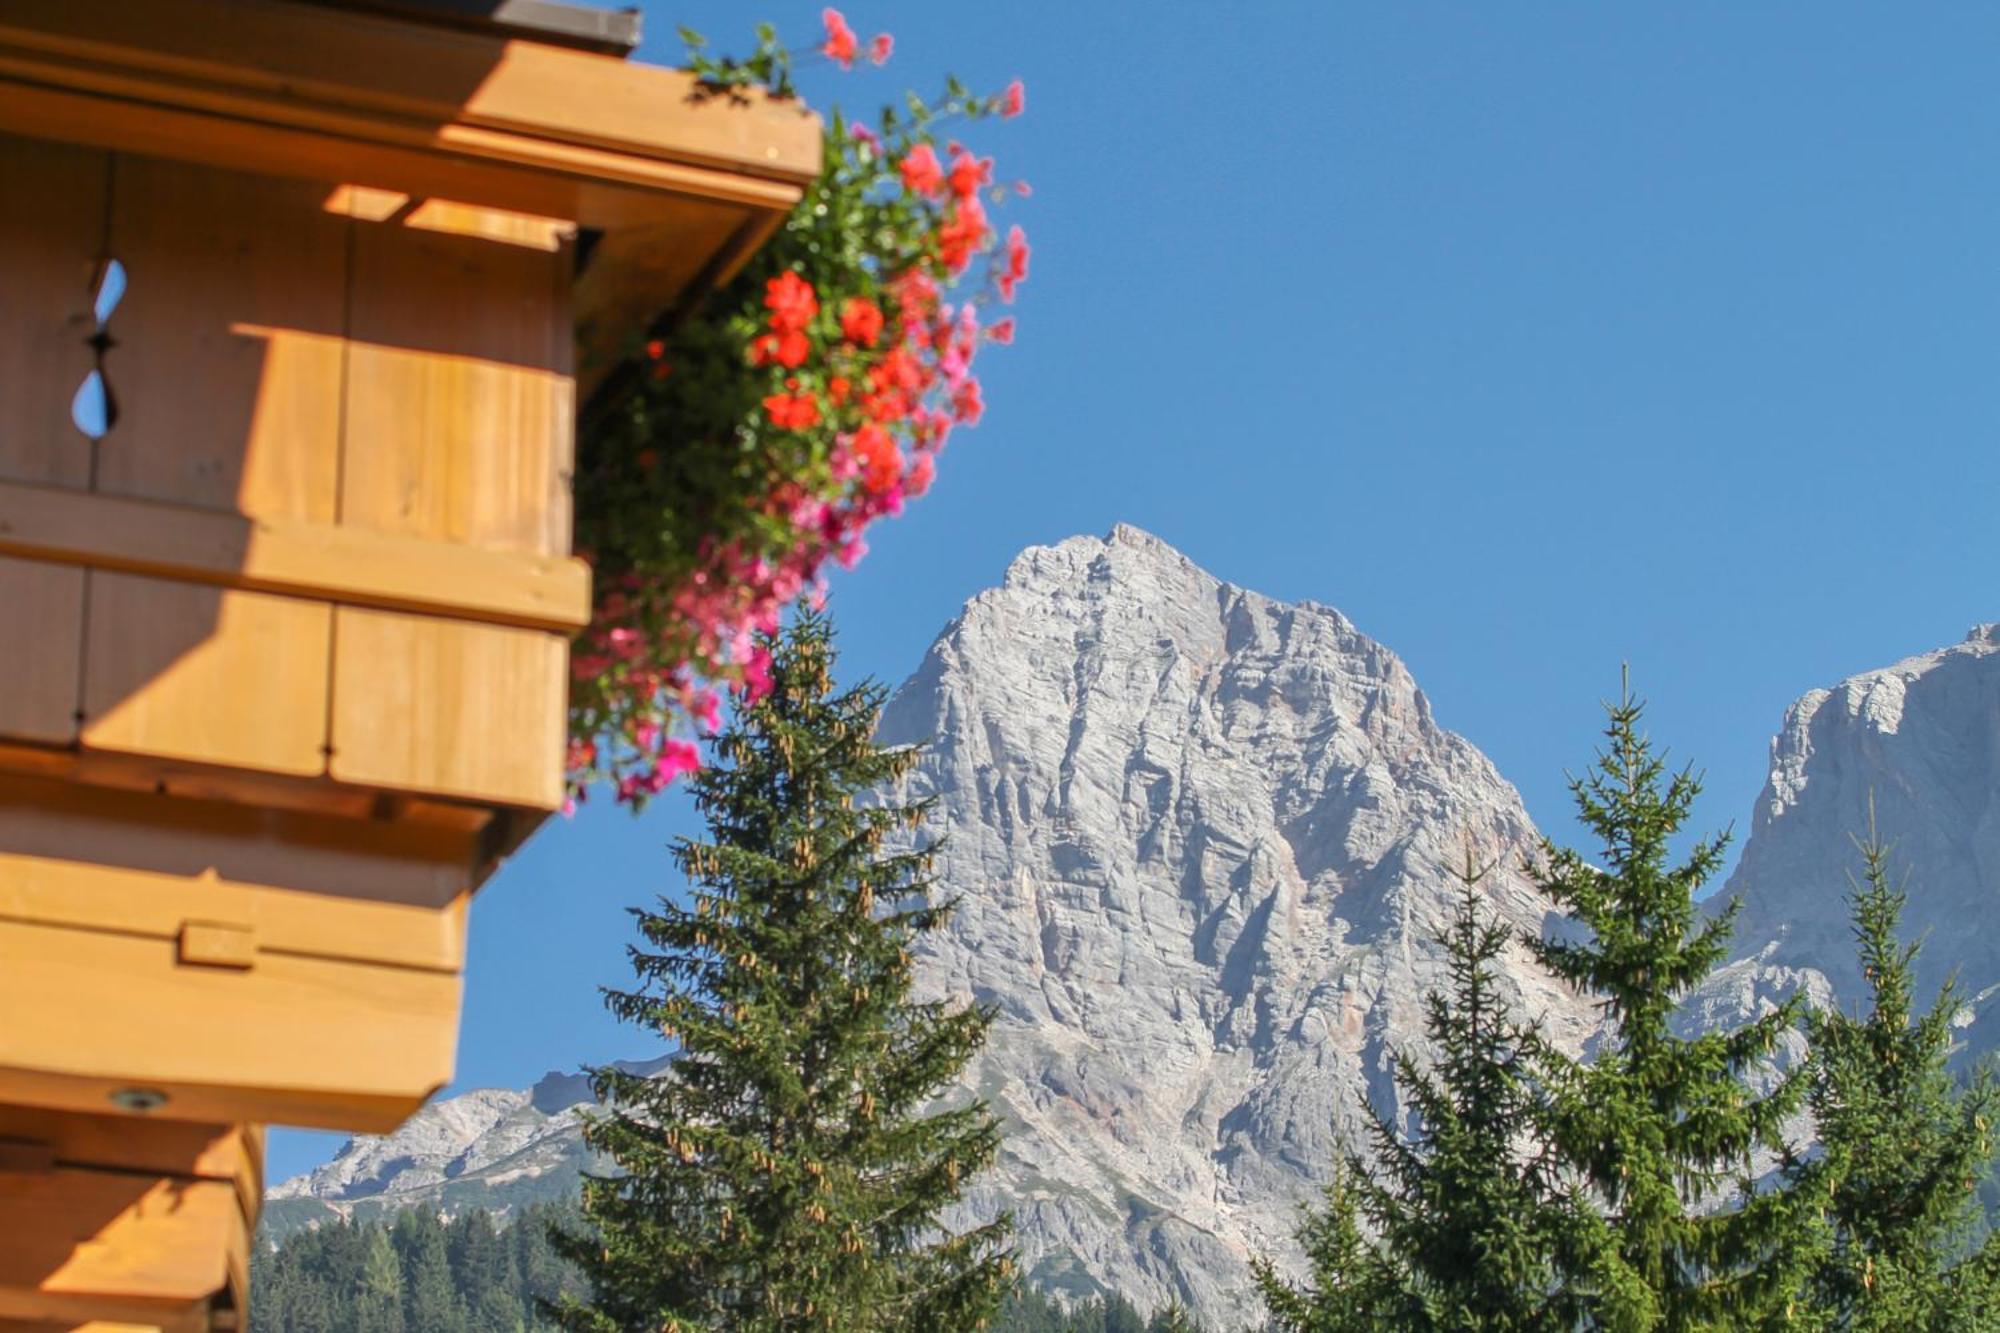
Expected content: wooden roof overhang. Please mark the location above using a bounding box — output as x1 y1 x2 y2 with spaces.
0 0 822 402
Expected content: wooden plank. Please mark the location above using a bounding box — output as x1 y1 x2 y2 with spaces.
79 575 329 777
0 772 474 934
0 558 84 745
0 0 822 185
97 156 346 521
0 1170 239 1306
343 218 573 556
0 1312 203 1320
0 917 460 1132
331 608 566 810
0 133 100 489
0 854 469 974
403 198 572 252
0 64 806 223
0 479 591 632
0 1110 246 1183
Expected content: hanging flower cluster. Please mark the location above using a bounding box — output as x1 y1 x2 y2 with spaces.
566 11 1030 809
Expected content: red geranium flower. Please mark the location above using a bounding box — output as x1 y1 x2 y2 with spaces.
952 376 984 425
999 79 1025 118
749 329 811 368
998 225 1030 301
821 8 858 67
936 197 989 273
899 143 945 196
905 451 936 496
762 392 821 431
764 270 819 334
840 296 885 347
851 422 903 493
947 150 993 200
869 33 893 65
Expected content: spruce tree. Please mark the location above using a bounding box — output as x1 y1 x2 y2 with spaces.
1356 854 1583 1331
1806 815 2000 1329
1257 852 1583 1331
1254 1165 1395 1332
1527 682 1824 1330
551 610 1013 1332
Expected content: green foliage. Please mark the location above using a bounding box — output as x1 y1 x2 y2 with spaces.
1362 856 1586 1330
551 611 1013 1331
1526 682 1826 1330
1802 815 2000 1329
1255 1166 1396 1331
249 1202 586 1332
1257 855 1583 1331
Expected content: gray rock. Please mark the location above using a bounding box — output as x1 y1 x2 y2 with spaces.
874 526 1595 1325
1700 625 2000 1054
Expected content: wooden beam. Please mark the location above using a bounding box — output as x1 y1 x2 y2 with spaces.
0 1169 243 1322
0 482 591 633
0 1 818 228
0 0 818 185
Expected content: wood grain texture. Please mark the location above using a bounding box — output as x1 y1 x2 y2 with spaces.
97 156 345 520
0 1167 241 1315
342 218 573 555
0 773 475 915
0 915 459 1132
330 607 566 810
0 1109 252 1191
0 480 591 632
79 575 330 777
0 133 101 489
0 0 822 186
0 558 84 745
0 853 468 974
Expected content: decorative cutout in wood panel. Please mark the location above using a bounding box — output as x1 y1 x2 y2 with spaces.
0 133 103 489
69 257 124 442
98 157 347 521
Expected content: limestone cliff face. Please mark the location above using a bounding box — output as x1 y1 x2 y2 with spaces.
875 526 1595 1324
1702 627 2000 1051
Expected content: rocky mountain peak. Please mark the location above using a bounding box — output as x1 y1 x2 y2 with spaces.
1723 627 2000 1019
875 528 1593 1323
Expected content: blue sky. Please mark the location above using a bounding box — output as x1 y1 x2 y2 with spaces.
270 2 1998 1180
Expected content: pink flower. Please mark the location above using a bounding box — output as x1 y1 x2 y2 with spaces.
821 8 858 67
998 224 1030 301
869 32 893 65
850 123 880 148
952 376 984 425
906 452 936 497
899 143 944 196
692 688 724 732
988 317 1016 344
738 646 774 702
659 739 703 782
998 79 1025 118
